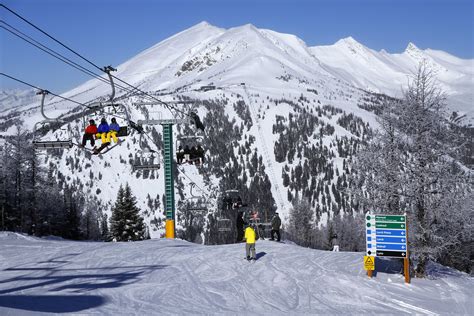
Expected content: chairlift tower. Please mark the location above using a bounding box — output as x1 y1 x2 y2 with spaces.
136 113 189 239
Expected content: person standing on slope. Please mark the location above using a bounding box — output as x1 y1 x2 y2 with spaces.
270 212 282 242
244 224 257 261
236 211 247 243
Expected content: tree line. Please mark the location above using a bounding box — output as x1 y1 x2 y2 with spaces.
0 128 147 242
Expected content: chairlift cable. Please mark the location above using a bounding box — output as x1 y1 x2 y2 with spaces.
2 4 197 122
1 5 165 107
0 22 165 101
0 72 93 109
1 4 104 73
0 22 111 86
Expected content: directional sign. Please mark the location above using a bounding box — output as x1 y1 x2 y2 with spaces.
376 251 406 258
375 229 406 236
366 213 408 258
375 222 405 229
375 215 405 223
376 236 406 243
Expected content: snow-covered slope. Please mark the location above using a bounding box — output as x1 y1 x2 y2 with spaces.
0 89 37 112
310 37 474 119
0 232 472 315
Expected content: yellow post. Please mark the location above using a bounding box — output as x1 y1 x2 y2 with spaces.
165 220 175 239
367 270 373 278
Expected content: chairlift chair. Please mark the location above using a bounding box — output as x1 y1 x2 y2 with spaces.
183 196 209 212
79 67 144 154
176 136 205 165
32 90 73 150
217 218 231 232
132 134 160 171
221 189 243 210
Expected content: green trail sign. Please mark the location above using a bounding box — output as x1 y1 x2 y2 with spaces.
375 222 406 229
375 215 405 223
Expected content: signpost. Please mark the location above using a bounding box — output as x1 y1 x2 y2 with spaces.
365 213 410 283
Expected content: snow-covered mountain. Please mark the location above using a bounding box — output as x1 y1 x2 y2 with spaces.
310 37 474 119
0 88 37 112
0 22 472 240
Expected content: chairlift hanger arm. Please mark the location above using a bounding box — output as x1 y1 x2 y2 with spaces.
37 90 58 122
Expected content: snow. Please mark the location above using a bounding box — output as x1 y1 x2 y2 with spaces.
0 232 472 315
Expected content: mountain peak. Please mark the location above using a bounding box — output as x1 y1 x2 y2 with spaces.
188 21 217 30
334 36 366 54
339 36 358 44
405 42 421 53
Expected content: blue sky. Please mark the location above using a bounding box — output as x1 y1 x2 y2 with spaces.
1 0 473 93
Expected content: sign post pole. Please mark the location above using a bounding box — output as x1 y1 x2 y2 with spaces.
404 213 410 284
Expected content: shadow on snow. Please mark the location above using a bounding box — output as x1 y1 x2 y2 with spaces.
0 253 168 313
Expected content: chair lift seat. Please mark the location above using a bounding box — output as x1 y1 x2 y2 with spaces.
217 218 231 232
117 126 128 137
133 164 161 171
33 140 73 149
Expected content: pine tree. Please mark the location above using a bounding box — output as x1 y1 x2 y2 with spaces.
110 184 146 241
100 213 111 241
288 198 313 247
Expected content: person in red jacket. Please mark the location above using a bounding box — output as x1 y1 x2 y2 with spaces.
81 119 98 147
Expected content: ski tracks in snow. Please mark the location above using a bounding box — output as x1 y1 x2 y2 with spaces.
0 236 472 315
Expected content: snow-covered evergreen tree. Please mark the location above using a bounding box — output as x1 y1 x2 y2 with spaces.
288 198 313 247
110 183 146 241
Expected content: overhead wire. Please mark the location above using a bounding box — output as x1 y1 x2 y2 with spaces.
2 5 211 199
1 72 94 109
0 21 164 101
1 3 191 119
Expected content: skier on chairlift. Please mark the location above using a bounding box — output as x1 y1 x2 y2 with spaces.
233 196 243 209
190 146 198 164
93 118 111 155
196 144 205 165
108 117 120 144
177 145 185 164
96 118 111 144
81 119 97 148
183 145 191 163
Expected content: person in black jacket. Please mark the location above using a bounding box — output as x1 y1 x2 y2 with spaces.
236 211 247 243
270 212 282 242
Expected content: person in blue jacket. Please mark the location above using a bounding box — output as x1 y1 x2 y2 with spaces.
96 118 110 144
108 117 120 144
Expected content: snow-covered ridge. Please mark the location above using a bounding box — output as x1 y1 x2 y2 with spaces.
0 88 37 112
310 36 473 119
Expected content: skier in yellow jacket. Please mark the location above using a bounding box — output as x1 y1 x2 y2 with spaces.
244 224 257 261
